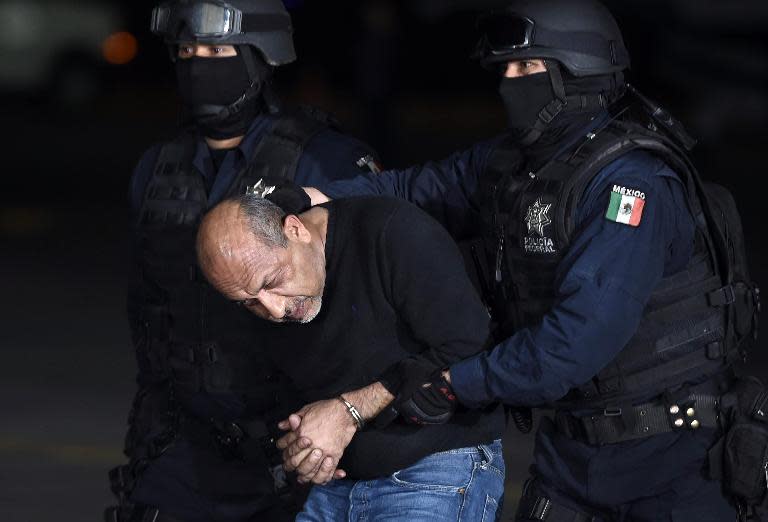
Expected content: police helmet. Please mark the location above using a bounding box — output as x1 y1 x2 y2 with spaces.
151 0 296 66
475 0 630 77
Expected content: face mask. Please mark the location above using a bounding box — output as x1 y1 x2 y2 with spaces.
498 73 556 143
175 54 261 139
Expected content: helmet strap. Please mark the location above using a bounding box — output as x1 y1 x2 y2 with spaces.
547 60 567 103
518 60 567 146
518 61 614 146
239 44 259 85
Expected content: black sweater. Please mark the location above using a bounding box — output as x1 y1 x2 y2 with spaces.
258 197 504 479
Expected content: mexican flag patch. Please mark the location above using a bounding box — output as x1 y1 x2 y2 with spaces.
605 185 646 226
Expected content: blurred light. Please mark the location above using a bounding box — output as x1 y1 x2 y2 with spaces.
0 208 54 236
102 32 138 65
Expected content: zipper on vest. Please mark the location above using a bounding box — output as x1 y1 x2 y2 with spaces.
490 183 505 284
495 225 505 283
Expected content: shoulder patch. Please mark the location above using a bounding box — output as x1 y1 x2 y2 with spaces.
605 185 646 227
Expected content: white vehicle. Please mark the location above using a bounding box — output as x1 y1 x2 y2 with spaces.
0 0 135 102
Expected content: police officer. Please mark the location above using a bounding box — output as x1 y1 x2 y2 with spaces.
297 0 751 519
105 1 378 521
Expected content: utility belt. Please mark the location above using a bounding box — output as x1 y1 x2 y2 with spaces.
177 412 290 495
552 375 768 521
555 392 720 446
108 409 290 520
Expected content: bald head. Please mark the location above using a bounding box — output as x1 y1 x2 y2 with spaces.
197 197 285 275
196 196 328 323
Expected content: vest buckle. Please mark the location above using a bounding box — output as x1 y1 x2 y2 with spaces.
707 285 736 307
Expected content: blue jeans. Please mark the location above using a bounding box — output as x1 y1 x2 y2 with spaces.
297 440 505 522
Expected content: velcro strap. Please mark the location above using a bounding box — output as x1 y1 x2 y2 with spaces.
539 100 565 124
708 285 736 306
620 342 726 397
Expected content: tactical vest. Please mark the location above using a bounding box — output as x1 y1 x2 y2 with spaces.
134 112 328 412
482 118 757 410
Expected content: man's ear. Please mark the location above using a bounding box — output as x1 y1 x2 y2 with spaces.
283 214 311 243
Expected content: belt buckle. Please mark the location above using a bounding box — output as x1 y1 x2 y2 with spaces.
603 407 622 417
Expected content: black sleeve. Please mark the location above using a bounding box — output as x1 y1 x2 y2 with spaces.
377 203 492 392
126 147 167 387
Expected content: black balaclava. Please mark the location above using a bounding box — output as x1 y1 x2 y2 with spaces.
175 45 273 140
499 72 555 141
499 61 624 166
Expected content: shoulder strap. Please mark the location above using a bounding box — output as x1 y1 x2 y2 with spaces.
553 120 729 282
138 132 199 219
149 131 197 182
555 120 749 362
241 111 329 187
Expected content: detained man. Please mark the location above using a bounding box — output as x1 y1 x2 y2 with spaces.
196 194 505 521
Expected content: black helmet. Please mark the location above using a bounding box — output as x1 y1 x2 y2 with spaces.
475 0 630 77
151 0 296 66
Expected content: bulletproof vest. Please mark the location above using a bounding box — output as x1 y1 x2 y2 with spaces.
134 112 328 412
481 118 758 409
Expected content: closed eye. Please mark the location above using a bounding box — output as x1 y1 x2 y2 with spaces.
234 297 260 307
264 268 285 290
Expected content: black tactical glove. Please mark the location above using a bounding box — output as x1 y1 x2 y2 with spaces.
396 361 457 425
262 180 312 215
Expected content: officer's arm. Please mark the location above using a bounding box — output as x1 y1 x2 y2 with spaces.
296 128 382 186
317 139 500 233
450 159 694 407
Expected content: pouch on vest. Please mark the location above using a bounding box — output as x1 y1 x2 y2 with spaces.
703 182 760 361
710 376 768 519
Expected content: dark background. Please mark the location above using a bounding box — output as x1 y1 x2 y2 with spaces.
1 1 766 520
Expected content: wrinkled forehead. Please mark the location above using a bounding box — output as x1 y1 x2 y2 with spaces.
217 238 283 290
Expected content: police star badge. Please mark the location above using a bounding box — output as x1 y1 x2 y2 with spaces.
245 178 277 198
525 198 552 237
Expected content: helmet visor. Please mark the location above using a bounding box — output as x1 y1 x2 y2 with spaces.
477 13 535 55
151 2 242 39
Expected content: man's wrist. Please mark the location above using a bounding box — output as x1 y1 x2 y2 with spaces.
337 395 365 431
343 382 395 421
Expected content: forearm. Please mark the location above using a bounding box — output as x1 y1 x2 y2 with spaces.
323 142 493 218
450 280 646 407
341 381 395 422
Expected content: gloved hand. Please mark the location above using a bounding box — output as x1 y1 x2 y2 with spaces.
395 361 457 425
261 180 312 215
